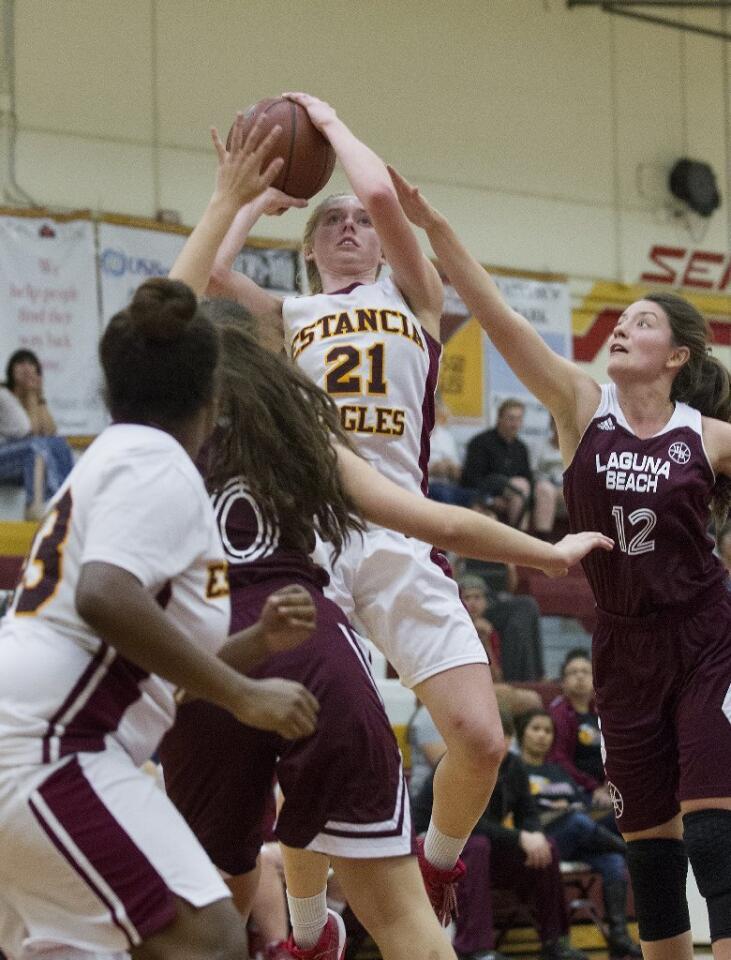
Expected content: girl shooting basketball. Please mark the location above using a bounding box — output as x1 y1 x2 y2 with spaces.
162 111 612 960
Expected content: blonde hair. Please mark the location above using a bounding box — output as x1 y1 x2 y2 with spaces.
302 194 352 294
301 193 383 294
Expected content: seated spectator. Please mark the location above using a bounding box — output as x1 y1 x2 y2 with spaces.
532 417 566 535
549 649 612 812
517 709 640 958
0 349 74 520
428 393 474 507
455 574 543 716
457 564 544 683
411 708 588 960
460 399 532 532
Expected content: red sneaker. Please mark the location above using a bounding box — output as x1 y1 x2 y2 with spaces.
283 910 346 959
416 836 466 926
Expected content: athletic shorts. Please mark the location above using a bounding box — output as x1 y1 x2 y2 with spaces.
315 526 488 689
0 745 229 960
593 583 731 833
160 579 412 876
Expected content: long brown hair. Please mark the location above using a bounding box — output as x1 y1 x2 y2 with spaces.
647 292 731 528
205 307 364 558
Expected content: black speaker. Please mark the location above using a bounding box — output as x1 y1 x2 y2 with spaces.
669 159 721 217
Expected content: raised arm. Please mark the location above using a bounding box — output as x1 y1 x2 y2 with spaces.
335 446 613 577
206 185 307 324
388 167 601 436
285 92 444 337
170 113 296 315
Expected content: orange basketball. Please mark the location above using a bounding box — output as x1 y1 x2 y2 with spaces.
227 97 336 200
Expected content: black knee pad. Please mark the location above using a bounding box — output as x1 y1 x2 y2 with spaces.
626 838 690 942
684 809 731 942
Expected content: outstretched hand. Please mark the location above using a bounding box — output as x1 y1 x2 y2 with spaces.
281 91 338 132
210 111 285 207
387 165 440 229
258 584 317 653
259 187 308 217
234 677 319 740
540 531 614 578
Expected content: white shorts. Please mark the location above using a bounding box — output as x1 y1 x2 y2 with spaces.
317 526 488 689
0 746 230 960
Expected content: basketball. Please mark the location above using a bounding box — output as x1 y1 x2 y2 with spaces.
227 97 336 200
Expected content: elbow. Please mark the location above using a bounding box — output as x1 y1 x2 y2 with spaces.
365 185 399 217
207 262 231 295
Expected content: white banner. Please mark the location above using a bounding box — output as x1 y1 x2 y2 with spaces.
0 214 104 434
98 222 187 324
488 275 572 456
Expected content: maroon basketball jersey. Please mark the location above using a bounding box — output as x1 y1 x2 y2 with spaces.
210 476 329 594
564 383 726 617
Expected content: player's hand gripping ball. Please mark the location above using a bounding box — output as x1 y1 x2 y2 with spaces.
227 97 336 200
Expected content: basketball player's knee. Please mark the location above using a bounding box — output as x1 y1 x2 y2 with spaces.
684 809 731 942
442 712 502 773
626 838 690 941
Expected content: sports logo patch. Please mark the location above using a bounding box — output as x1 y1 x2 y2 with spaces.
668 441 691 464
597 417 615 431
607 781 624 819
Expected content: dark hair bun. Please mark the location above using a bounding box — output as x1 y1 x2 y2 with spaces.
129 278 198 342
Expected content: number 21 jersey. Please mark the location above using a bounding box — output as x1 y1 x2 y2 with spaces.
564 382 726 617
282 275 441 495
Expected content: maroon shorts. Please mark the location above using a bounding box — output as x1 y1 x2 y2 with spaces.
593 583 731 833
160 579 412 876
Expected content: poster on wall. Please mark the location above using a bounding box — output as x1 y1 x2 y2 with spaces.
233 242 300 296
0 211 104 435
98 219 187 324
489 275 572 457
98 222 301 324
438 270 571 457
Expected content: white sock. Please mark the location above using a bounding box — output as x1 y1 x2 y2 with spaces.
286 889 328 950
424 820 468 871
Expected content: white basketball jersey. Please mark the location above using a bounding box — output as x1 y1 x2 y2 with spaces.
0 424 230 767
282 275 441 494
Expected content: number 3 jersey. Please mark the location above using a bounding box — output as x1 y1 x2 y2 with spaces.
0 424 230 768
564 382 726 617
282 275 441 494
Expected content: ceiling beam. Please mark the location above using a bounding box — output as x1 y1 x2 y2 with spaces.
567 1 731 41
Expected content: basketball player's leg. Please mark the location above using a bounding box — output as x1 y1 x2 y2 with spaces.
329 854 456 960
278 845 334 952
622 816 693 960
225 861 260 922
414 662 503 847
681 800 731 960
131 896 248 960
676 596 731 959
593 622 692 960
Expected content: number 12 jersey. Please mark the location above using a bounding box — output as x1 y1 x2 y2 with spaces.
564 382 726 617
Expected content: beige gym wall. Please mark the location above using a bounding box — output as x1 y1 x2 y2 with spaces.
2 0 729 285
